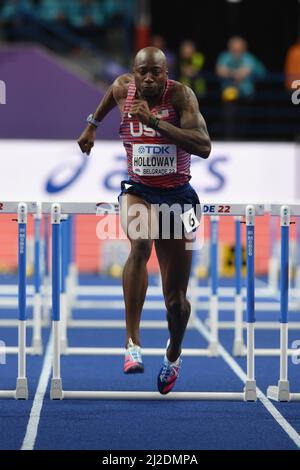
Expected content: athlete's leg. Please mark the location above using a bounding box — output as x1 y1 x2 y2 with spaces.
120 193 157 347
154 237 193 362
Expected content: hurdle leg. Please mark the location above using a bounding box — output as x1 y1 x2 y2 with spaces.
244 323 256 401
267 323 290 402
42 214 50 324
60 217 69 354
233 217 246 356
50 203 63 400
208 295 218 356
267 206 291 402
233 294 245 356
208 216 219 356
32 293 42 353
187 272 197 321
60 293 68 354
66 215 77 320
268 214 279 293
16 203 29 399
244 206 257 401
32 202 43 354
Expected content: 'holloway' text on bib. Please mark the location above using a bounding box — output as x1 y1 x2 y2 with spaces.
132 144 177 176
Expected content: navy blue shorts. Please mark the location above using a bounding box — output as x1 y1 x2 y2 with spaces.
118 179 201 239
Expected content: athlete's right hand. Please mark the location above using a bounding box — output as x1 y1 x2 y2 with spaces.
77 126 96 155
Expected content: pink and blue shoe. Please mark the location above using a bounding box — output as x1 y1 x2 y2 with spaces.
124 338 144 374
157 342 182 395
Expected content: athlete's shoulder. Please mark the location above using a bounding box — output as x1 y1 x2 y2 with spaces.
112 74 134 101
168 81 197 110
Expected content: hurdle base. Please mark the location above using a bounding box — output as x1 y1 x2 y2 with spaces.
267 381 291 402
31 338 43 355
244 380 257 402
233 340 246 357
208 341 219 357
50 378 63 400
16 378 28 400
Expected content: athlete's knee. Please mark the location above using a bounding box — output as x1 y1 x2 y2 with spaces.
165 295 191 317
129 240 152 264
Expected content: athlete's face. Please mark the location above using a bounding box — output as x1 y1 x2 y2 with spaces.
134 51 168 98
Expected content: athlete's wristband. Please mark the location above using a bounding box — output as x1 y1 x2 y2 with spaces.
87 113 100 128
148 115 160 130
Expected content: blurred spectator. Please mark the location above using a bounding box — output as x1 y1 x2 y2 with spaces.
0 0 34 41
66 0 105 29
285 36 300 90
216 37 266 140
150 35 176 79
66 0 105 49
216 36 266 101
178 40 206 99
38 0 67 23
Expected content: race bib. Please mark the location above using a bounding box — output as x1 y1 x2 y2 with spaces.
132 144 177 176
180 207 201 233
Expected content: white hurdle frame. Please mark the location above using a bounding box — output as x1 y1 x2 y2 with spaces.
0 201 45 355
267 205 300 402
47 202 263 401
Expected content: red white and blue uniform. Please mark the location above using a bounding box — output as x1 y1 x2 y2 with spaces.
118 79 200 234
119 79 191 189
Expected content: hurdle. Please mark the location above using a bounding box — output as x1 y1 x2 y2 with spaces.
0 201 44 354
48 201 262 401
62 208 300 359
59 209 222 357
56 204 261 360
0 202 32 399
203 211 300 356
267 205 300 402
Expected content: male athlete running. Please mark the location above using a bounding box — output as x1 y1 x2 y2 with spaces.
78 47 211 394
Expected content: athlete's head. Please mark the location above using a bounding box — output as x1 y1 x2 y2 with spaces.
133 47 168 98
228 36 247 58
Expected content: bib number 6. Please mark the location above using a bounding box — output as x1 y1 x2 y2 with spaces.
189 212 195 228
180 208 200 233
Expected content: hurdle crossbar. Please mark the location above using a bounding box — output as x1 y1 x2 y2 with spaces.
0 201 265 216
62 391 246 400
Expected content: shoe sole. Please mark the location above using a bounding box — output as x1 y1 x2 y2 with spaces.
157 385 175 395
124 365 144 374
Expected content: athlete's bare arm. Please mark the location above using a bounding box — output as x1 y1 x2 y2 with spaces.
129 82 211 158
77 74 133 155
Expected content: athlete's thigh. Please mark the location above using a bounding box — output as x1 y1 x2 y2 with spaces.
120 193 158 241
154 238 193 297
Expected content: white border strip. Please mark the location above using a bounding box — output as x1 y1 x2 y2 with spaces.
21 332 53 450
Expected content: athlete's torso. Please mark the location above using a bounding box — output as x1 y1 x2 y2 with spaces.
119 79 191 188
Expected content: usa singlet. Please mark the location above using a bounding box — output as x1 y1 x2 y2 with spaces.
119 79 191 188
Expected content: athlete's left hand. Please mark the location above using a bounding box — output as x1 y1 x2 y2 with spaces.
130 100 152 125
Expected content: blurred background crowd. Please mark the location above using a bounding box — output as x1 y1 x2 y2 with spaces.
0 0 299 141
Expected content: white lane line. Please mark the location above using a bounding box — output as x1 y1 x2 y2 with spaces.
21 332 53 451
192 316 300 449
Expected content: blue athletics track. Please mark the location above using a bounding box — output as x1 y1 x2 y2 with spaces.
0 274 299 451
